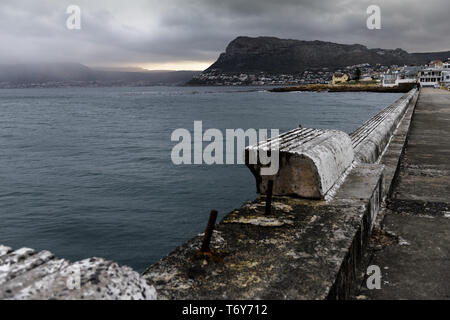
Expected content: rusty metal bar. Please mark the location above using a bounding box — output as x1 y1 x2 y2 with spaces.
200 210 218 252
265 180 273 215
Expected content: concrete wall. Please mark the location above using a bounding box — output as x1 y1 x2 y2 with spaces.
246 128 354 199
245 89 417 202
351 89 418 164
142 88 419 300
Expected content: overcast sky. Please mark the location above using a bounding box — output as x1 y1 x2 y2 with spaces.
1 0 448 70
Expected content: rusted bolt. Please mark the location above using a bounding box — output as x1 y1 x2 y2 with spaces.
265 180 274 215
200 210 218 253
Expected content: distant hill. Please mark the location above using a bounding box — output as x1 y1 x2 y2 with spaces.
0 63 95 83
91 66 153 73
411 51 450 64
205 36 450 74
0 63 201 87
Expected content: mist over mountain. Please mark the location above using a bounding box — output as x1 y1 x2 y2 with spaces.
0 63 95 83
0 63 200 88
2 36 449 88
205 36 450 74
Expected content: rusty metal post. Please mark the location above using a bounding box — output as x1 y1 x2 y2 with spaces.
200 210 218 252
265 180 274 215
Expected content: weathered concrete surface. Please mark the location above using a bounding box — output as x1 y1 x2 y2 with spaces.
143 89 420 300
351 89 417 164
246 128 354 199
143 163 384 300
360 88 450 300
359 202 450 299
392 89 450 202
0 245 157 300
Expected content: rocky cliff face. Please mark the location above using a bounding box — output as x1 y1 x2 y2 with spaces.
205 36 448 74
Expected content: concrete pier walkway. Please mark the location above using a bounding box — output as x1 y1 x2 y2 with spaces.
362 88 450 300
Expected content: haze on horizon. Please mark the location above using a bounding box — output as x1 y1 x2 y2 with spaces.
1 0 449 71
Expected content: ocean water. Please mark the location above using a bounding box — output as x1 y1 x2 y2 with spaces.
0 86 402 271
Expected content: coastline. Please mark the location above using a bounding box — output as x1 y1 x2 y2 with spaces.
271 83 416 93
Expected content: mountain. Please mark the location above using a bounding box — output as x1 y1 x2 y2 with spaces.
411 51 450 64
205 36 450 74
0 63 201 87
0 63 95 83
91 66 153 73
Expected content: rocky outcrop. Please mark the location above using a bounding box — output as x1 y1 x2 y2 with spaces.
205 36 449 74
0 245 157 300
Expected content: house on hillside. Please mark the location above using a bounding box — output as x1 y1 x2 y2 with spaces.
429 60 444 70
443 60 450 70
331 73 349 85
382 73 399 87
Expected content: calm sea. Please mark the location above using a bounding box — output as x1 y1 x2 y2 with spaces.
0 86 402 271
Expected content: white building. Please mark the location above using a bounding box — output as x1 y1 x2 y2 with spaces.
442 71 450 87
382 73 399 87
399 66 420 84
443 62 450 87
382 66 419 87
419 68 442 88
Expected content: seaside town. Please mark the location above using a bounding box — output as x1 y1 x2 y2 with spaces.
190 58 450 89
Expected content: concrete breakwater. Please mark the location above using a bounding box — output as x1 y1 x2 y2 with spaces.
0 89 419 299
142 88 418 299
360 88 450 299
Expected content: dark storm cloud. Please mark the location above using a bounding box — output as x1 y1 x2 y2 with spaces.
0 0 448 68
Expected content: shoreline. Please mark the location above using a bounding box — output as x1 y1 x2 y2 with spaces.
271 83 416 93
